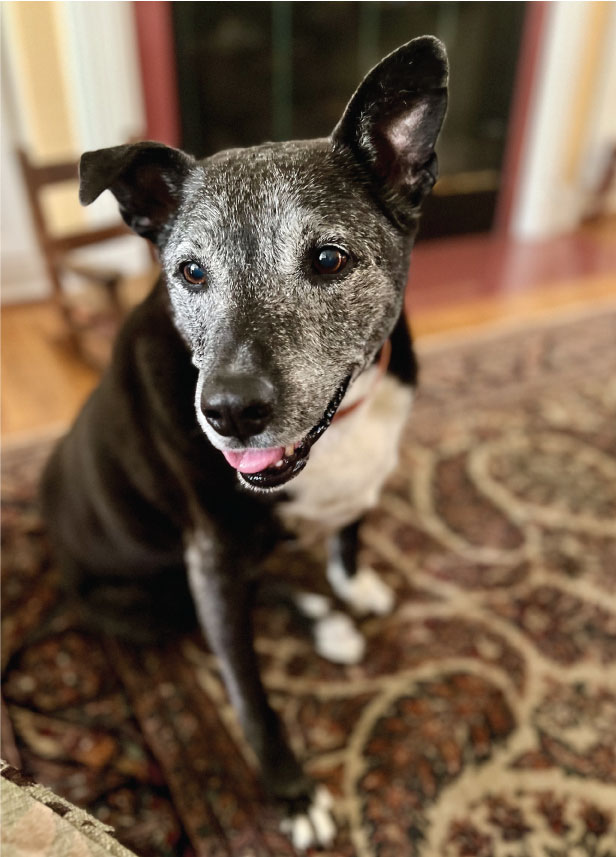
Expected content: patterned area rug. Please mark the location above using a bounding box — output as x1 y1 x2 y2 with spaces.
2 308 616 857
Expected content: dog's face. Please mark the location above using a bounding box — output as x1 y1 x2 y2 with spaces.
80 37 447 491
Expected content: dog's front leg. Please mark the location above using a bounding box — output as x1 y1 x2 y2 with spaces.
185 529 335 849
327 519 395 616
185 529 303 793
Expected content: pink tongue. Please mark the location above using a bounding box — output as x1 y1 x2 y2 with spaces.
221 447 285 474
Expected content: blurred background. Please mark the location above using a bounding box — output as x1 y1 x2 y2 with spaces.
1 0 615 435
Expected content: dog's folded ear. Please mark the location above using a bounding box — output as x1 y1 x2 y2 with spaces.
79 141 194 244
332 36 448 228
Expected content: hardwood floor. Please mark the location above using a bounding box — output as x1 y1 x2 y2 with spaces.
1 301 100 439
2 223 615 440
407 219 616 336
409 272 616 339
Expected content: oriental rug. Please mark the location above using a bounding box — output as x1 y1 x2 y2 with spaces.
2 307 616 857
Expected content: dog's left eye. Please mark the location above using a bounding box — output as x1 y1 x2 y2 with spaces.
312 246 349 276
181 261 207 288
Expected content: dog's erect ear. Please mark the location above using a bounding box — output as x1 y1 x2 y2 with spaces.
79 141 194 244
332 36 448 227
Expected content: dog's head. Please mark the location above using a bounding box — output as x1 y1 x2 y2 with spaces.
80 37 447 491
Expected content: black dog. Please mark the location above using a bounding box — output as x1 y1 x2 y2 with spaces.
42 37 448 848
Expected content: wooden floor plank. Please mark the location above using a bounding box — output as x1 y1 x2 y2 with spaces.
1 302 99 437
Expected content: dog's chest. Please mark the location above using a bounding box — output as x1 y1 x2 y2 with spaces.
277 373 413 536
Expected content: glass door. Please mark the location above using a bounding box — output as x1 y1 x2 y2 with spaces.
173 2 526 239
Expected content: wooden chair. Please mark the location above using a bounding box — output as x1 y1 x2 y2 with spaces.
17 148 133 367
583 144 616 223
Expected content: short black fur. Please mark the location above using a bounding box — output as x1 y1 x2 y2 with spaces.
41 36 448 844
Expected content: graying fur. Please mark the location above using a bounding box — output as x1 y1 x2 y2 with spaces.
161 142 412 452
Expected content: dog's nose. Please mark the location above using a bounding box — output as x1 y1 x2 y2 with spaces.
201 374 275 439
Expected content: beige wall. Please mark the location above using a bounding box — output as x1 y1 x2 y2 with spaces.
4 1 77 161
3 0 84 233
1 1 148 302
512 1 616 239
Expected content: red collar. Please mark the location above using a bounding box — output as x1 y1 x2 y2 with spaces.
333 339 392 422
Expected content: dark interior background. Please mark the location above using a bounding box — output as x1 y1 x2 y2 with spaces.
172 2 526 240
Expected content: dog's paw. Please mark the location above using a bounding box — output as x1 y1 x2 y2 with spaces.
314 611 365 664
330 565 395 616
294 591 332 619
280 786 336 851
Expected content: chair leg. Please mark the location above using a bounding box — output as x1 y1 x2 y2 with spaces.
104 275 124 320
46 261 82 356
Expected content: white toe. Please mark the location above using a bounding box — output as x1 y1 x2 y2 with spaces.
280 788 336 850
329 565 395 616
314 612 365 664
315 785 334 810
294 591 332 619
289 814 313 851
308 803 336 847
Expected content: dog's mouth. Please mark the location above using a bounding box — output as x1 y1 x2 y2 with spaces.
220 375 352 491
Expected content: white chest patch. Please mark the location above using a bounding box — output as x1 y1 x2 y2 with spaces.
278 372 413 535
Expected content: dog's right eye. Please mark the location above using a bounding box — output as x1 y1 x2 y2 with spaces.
312 245 350 277
181 261 207 288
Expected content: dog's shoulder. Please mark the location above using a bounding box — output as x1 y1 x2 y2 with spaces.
113 279 188 372
107 281 200 438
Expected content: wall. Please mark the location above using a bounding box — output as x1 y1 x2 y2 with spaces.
511 1 616 239
1 69 48 302
0 1 148 303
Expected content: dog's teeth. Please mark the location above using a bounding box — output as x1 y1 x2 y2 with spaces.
275 459 285 468
285 445 294 457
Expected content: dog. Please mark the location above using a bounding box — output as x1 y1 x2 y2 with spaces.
41 36 448 849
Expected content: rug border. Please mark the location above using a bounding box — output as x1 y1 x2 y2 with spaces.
414 294 616 354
